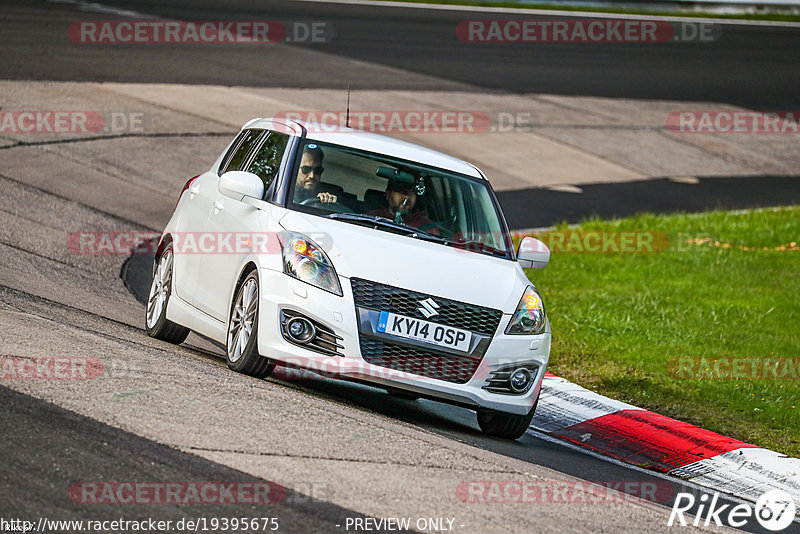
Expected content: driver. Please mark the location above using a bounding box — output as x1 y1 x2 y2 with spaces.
294 144 338 204
367 179 439 235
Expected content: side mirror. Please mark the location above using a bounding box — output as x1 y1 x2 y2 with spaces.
219 171 264 200
517 237 549 269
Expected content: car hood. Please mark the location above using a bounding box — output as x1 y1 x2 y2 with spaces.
279 211 531 313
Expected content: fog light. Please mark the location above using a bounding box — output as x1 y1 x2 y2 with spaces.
509 368 532 393
286 317 315 343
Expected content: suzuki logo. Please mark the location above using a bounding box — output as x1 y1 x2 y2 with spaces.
418 298 440 318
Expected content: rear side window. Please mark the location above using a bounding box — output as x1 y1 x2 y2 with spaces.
247 131 289 190
221 129 263 174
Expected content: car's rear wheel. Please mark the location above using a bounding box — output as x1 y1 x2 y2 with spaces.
145 246 189 344
226 271 275 379
476 400 537 440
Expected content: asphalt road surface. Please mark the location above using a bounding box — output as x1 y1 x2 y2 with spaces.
2 0 800 108
0 384 374 533
1 1 799 532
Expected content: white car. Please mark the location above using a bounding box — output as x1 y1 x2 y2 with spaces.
146 118 551 439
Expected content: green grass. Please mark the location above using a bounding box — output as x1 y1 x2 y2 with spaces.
522 207 800 456
382 0 800 22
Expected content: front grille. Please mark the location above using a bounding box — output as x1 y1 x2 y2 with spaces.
350 278 502 336
358 338 480 384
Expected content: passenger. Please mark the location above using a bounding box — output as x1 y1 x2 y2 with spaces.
294 144 338 204
367 179 439 234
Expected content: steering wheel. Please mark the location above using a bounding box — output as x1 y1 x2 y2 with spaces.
299 197 355 214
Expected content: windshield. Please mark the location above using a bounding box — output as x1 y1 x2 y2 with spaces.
287 140 512 258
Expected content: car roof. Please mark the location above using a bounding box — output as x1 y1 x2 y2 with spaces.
241 117 485 180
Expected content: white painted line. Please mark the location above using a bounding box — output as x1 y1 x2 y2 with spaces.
293 0 800 27
47 0 155 19
668 176 700 184
545 184 584 194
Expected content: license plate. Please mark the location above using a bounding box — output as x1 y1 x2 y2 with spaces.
376 311 471 352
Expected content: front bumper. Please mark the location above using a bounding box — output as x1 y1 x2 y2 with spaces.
257 269 550 415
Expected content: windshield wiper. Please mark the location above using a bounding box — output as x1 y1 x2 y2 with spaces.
327 213 444 241
327 212 405 228
449 239 507 256
327 213 505 255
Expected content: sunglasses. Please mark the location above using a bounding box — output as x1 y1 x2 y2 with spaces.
300 165 324 175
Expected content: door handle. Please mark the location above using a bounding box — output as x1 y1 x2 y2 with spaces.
188 185 200 199
213 200 224 212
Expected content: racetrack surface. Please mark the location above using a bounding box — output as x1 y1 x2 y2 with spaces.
0 384 374 532
1 1 799 532
4 0 800 108
496 175 800 228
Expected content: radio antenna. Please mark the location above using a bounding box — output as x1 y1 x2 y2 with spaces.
345 84 351 128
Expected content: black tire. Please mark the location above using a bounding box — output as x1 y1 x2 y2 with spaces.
476 398 538 440
225 271 275 379
145 246 190 344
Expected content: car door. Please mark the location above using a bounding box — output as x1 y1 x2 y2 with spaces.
173 129 265 306
193 130 291 321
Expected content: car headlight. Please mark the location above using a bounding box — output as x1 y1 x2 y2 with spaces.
505 286 546 335
279 232 342 296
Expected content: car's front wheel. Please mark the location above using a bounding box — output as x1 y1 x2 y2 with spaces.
145 246 189 344
476 401 537 440
226 270 275 379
